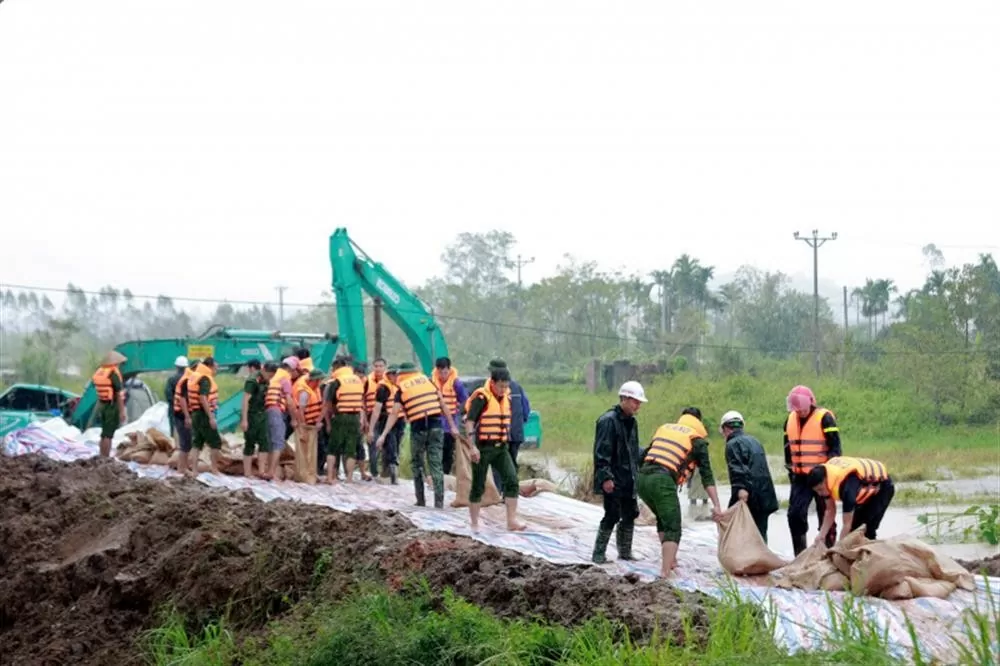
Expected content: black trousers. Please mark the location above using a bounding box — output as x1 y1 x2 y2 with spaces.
851 479 895 539
728 496 771 544
442 432 456 475
600 494 639 531
788 475 835 549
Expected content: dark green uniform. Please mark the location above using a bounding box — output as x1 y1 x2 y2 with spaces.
324 380 360 458
243 372 270 456
466 391 519 503
191 376 222 450
98 371 123 439
637 438 715 544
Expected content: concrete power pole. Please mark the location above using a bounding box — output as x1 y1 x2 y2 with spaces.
275 285 287 328
793 230 837 377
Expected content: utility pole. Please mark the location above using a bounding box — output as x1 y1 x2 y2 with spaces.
373 296 383 360
275 285 287 328
841 286 849 378
793 230 837 377
514 254 535 289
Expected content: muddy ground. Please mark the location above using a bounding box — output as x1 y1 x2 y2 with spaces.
957 553 1000 578
0 455 709 666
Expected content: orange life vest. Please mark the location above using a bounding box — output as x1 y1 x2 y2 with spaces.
823 456 889 506
643 414 708 485
265 368 292 411
92 365 122 403
299 358 314 373
396 371 442 421
786 408 834 475
186 365 219 412
364 372 385 413
468 381 510 444
332 366 364 414
172 367 193 413
431 368 459 414
294 376 323 426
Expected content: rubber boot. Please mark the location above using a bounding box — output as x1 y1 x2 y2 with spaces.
825 523 838 548
792 533 807 556
616 524 638 560
414 477 426 507
592 526 613 564
389 464 399 485
434 493 444 510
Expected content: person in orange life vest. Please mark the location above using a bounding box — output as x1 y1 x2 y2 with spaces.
321 355 367 483
464 366 526 532
432 356 468 476
367 362 402 484
363 357 388 477
378 361 459 508
636 407 723 578
809 456 895 546
172 359 200 474
351 361 374 481
163 355 189 437
186 356 223 475
262 356 302 480
784 385 842 555
91 350 128 457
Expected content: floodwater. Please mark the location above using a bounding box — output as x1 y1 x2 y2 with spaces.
521 452 1000 562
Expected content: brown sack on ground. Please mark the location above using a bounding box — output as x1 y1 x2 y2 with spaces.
146 428 175 453
450 438 501 507
292 427 318 484
148 451 171 466
771 526 975 600
518 479 559 497
716 502 789 575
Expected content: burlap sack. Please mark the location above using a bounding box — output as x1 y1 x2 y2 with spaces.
518 478 559 497
292 427 318 484
716 502 789 575
149 451 171 466
146 428 175 452
450 438 502 507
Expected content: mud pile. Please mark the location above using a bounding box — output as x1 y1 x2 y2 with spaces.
958 554 1000 578
0 455 707 666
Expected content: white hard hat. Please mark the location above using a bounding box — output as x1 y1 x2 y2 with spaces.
618 380 647 403
720 410 744 431
174 355 189 368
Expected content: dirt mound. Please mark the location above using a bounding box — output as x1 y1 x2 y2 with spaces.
957 554 1000 578
0 455 707 665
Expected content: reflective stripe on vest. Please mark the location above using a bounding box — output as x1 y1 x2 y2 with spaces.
397 372 442 421
266 368 291 411
644 422 698 485
471 383 510 443
294 377 323 425
186 366 218 412
172 368 193 412
785 408 832 474
431 369 459 414
364 372 384 413
330 367 364 414
92 365 122 403
824 456 889 505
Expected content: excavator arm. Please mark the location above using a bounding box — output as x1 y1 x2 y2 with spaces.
70 326 339 432
329 228 447 374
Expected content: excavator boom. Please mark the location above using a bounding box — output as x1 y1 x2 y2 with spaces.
70 327 338 432
329 228 447 374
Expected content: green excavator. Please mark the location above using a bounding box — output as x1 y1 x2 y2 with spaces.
65 228 542 445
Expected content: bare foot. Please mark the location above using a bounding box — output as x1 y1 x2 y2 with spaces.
210 467 221 475
506 521 527 532
471 522 480 532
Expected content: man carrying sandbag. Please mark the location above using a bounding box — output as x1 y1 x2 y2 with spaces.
809 456 895 545
719 410 778 543
591 381 646 564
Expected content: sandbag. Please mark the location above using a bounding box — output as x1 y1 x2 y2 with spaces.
146 428 175 453
716 502 789 575
519 478 559 497
149 451 171 466
292 427 318 484
450 437 501 507
770 527 975 600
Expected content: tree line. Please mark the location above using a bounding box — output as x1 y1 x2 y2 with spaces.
2 233 998 425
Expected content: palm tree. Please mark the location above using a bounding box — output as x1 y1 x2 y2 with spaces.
873 279 897 331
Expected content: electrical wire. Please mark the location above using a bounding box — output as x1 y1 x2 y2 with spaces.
1 281 995 357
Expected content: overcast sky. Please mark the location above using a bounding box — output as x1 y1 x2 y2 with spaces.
2 0 998 315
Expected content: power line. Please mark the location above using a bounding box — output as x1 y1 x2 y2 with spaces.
0 281 993 357
795 230 838 377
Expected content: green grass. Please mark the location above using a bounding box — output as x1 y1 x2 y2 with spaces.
143 579 1000 666
528 373 1000 482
